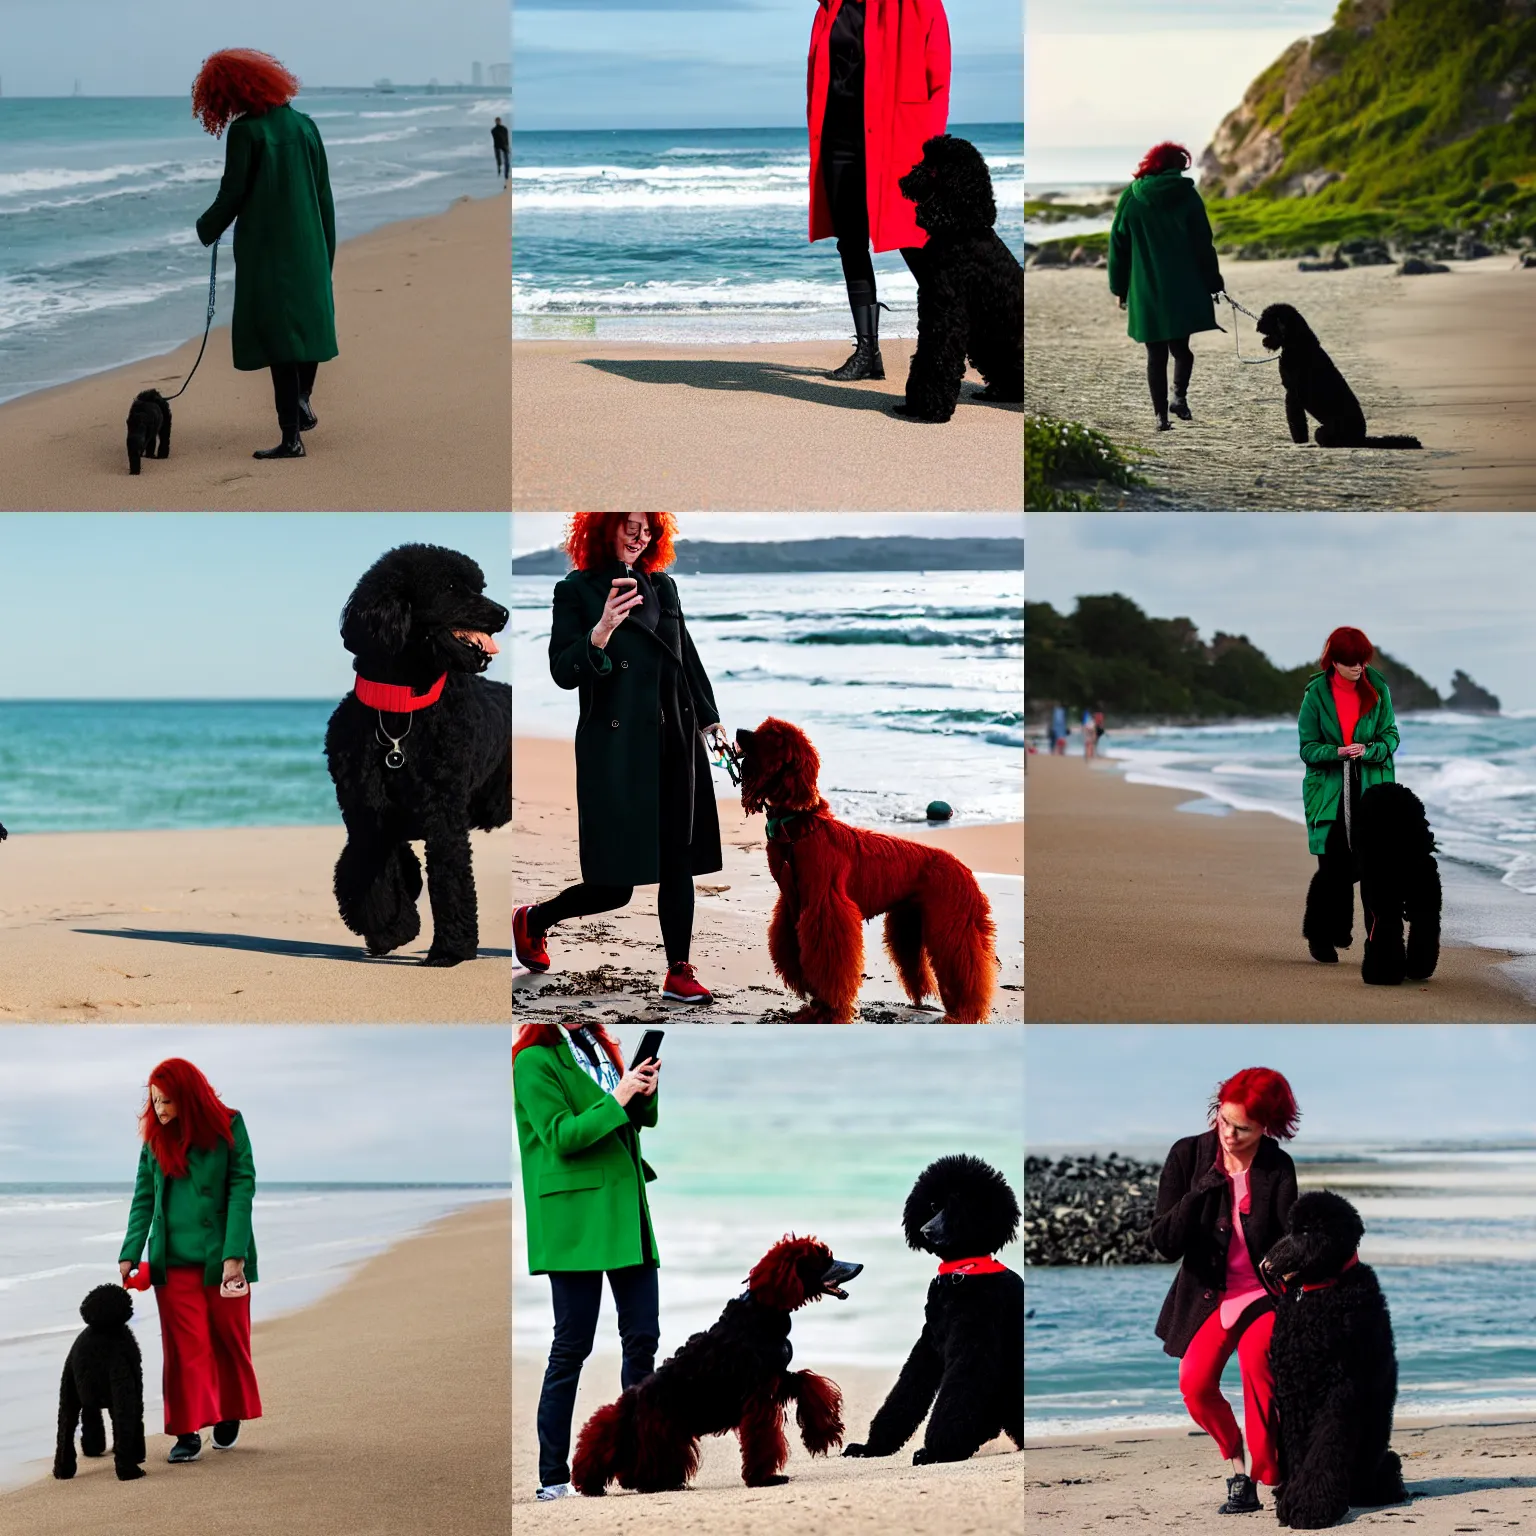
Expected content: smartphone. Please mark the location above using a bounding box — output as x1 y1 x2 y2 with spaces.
630 1028 665 1070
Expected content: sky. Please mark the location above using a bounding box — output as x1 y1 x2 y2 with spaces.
1026 1024 1536 1151
0 513 510 700
514 0 1021 132
512 511 1025 556
1026 0 1335 184
0 1025 511 1182
1027 512 1536 712
0 0 507 94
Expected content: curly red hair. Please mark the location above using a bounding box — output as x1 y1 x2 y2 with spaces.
140 1058 237 1179
747 1235 834 1312
512 1023 625 1071
1209 1067 1300 1141
1134 141 1191 179
192 48 300 137
1319 626 1379 714
563 513 678 573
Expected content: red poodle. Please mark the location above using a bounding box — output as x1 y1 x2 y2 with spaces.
572 1235 859 1495
736 718 997 1022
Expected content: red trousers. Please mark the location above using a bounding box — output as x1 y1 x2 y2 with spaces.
155 1265 263 1435
1178 1306 1278 1485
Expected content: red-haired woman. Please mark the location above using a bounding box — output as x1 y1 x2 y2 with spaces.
807 0 951 380
513 513 729 1003
1107 142 1224 431
513 1022 661 1500
118 1059 262 1464
192 49 337 460
1299 627 1399 963
1151 1068 1300 1516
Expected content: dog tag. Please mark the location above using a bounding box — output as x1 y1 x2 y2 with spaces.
385 747 406 770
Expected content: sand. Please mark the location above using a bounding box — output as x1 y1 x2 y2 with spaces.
0 824 511 1022
1026 1418 1536 1535
1024 754 1535 1022
1025 255 1536 511
0 194 510 512
510 340 1023 511
514 1350 1022 1534
1 1200 512 1534
512 736 1023 1022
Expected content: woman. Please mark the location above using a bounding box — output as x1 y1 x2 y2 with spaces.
1107 142 1223 432
1299 626 1399 964
512 513 729 1004
513 1022 661 1501
806 0 951 381
1151 1067 1300 1516
118 1058 261 1464
192 49 338 460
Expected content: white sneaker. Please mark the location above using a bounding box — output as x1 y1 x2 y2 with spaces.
536 1483 577 1501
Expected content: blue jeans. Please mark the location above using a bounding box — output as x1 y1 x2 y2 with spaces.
536 1264 659 1487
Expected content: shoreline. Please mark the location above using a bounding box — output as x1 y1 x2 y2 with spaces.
1025 1410 1536 1448
0 192 510 511
1024 754 1536 1021
1 1201 511 1531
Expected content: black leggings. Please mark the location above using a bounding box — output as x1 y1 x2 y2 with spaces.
1145 337 1193 415
269 360 319 432
821 137 927 308
528 871 695 968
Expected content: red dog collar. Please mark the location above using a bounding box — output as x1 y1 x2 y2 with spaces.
354 673 447 712
937 1256 1008 1276
1300 1252 1359 1292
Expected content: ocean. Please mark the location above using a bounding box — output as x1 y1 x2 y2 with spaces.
1026 1146 1536 1441
0 700 338 833
511 570 1025 827
1023 145 1151 249
511 123 1024 341
513 1029 1023 1369
0 1184 509 1489
0 91 510 402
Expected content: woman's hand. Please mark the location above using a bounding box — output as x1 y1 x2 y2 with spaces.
705 724 730 756
1337 743 1366 759
613 1059 660 1106
222 1258 247 1291
119 1261 134 1285
591 578 644 650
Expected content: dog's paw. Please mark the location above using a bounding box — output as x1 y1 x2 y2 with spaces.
421 950 469 968
52 1463 76 1481
116 1463 147 1481
842 1443 870 1458
745 1474 791 1487
912 1447 939 1466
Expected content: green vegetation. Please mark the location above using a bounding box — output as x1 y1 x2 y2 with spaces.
1024 415 1147 510
1026 594 1448 720
1025 197 1115 224
1203 0 1536 254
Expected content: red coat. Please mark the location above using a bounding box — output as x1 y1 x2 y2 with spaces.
807 0 951 252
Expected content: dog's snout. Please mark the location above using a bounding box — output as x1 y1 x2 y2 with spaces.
921 1212 948 1243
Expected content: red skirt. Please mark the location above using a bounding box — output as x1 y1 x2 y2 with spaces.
155 1265 263 1435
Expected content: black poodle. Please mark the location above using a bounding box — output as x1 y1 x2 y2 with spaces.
325 543 510 966
844 1154 1023 1464
1255 304 1422 448
126 389 171 475
572 1235 859 1493
54 1284 146 1482
1357 782 1441 985
895 135 1023 424
1260 1191 1408 1528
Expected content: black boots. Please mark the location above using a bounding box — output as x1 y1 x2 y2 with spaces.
827 303 885 381
298 395 317 432
1218 1473 1261 1513
253 431 305 460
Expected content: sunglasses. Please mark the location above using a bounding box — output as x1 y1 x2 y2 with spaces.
621 522 652 543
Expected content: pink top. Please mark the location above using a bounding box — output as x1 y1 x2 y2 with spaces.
1219 1165 1267 1328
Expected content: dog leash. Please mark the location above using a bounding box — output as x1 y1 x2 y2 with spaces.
162 236 221 402
1217 291 1280 366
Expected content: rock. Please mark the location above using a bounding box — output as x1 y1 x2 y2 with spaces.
1338 237 1393 267
1280 168 1342 198
1446 669 1501 714
1397 257 1450 275
1027 245 1069 269
1455 235 1494 260
1299 255 1348 272
1517 251 1536 269
926 800 953 821
1024 1153 1163 1266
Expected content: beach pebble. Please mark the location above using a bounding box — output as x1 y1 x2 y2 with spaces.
926 800 953 821
1398 257 1451 276
1025 1153 1162 1266
1298 255 1348 272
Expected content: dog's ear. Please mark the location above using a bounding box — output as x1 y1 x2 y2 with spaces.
340 575 412 657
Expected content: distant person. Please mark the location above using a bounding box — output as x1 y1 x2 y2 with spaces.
1082 707 1097 759
1094 706 1106 747
492 116 510 185
1050 703 1068 756
1298 626 1398 964
1108 142 1224 433
192 48 337 461
806 0 950 381
1150 1067 1300 1516
119 1058 261 1465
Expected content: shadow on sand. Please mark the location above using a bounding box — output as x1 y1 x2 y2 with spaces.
76 927 512 963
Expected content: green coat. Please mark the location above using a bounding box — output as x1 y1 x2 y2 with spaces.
196 104 339 371
1298 666 1399 854
549 564 724 886
514 1039 659 1275
119 1111 259 1288
1108 171 1224 345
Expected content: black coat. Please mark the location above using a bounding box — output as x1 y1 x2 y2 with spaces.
549 563 723 886
1150 1130 1298 1358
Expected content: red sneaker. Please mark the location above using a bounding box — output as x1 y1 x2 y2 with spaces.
661 963 713 1004
513 905 550 973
